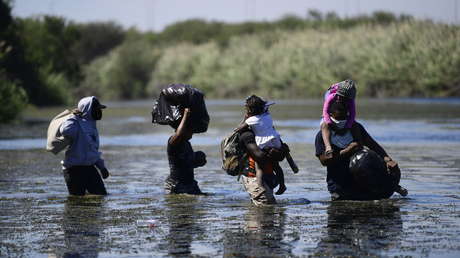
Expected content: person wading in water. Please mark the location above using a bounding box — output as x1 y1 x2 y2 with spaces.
164 107 207 194
315 101 408 200
60 96 110 196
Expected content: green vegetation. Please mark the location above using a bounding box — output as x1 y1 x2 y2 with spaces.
0 69 27 123
149 21 460 98
1 0 459 122
1 0 125 109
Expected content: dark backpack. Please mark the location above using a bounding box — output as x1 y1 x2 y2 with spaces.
220 131 248 177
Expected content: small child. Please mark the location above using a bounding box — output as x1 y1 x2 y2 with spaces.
236 95 287 195
321 79 360 158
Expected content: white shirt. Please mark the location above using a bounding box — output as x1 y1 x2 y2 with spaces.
245 112 282 149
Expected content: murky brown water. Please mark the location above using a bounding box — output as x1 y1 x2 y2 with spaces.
1 99 460 257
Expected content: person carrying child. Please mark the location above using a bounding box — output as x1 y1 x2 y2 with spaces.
318 81 408 199
236 95 288 196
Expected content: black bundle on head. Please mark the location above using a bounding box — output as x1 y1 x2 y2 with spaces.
245 95 266 116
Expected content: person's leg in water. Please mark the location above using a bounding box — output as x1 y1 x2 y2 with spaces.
254 161 265 193
86 166 108 195
321 122 333 158
273 162 286 195
249 161 276 205
63 166 86 196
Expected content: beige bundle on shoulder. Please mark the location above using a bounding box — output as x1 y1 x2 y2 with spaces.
46 109 74 154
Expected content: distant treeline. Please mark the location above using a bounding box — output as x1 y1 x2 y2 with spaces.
1 0 459 122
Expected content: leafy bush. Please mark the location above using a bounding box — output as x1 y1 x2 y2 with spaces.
72 22 125 65
17 16 81 84
149 21 460 98
0 70 27 123
80 38 161 100
3 3 458 112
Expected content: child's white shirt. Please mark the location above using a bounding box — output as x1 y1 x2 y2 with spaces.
245 112 282 149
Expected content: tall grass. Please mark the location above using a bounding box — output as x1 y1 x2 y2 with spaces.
147 21 460 98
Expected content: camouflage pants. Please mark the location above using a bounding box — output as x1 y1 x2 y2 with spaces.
242 176 276 206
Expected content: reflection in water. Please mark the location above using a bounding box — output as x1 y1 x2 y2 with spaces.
315 201 402 257
223 206 291 257
164 195 204 257
60 196 106 258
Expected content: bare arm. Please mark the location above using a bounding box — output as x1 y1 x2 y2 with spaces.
168 108 192 146
234 122 249 132
317 141 361 167
321 122 333 152
360 125 389 159
245 142 269 165
359 123 400 171
318 151 337 166
339 142 362 158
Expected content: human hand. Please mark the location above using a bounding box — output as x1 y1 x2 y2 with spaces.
193 151 207 167
384 156 397 168
281 143 290 154
324 149 334 159
323 149 339 164
100 168 110 179
386 159 400 175
386 160 398 169
384 156 401 177
267 148 285 162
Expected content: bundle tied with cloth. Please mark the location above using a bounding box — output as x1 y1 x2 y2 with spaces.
151 83 210 133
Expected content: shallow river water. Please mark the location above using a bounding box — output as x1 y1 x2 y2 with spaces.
1 99 460 257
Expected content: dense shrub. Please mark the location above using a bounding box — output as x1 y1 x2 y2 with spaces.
80 38 161 100
149 21 460 98
0 70 27 123
2 3 459 122
72 22 125 65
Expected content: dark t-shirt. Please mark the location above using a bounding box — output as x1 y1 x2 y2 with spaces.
167 137 195 183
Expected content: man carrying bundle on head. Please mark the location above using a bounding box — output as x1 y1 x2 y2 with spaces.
152 84 209 194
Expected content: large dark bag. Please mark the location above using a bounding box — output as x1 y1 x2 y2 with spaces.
349 148 398 199
151 92 181 126
151 84 210 133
